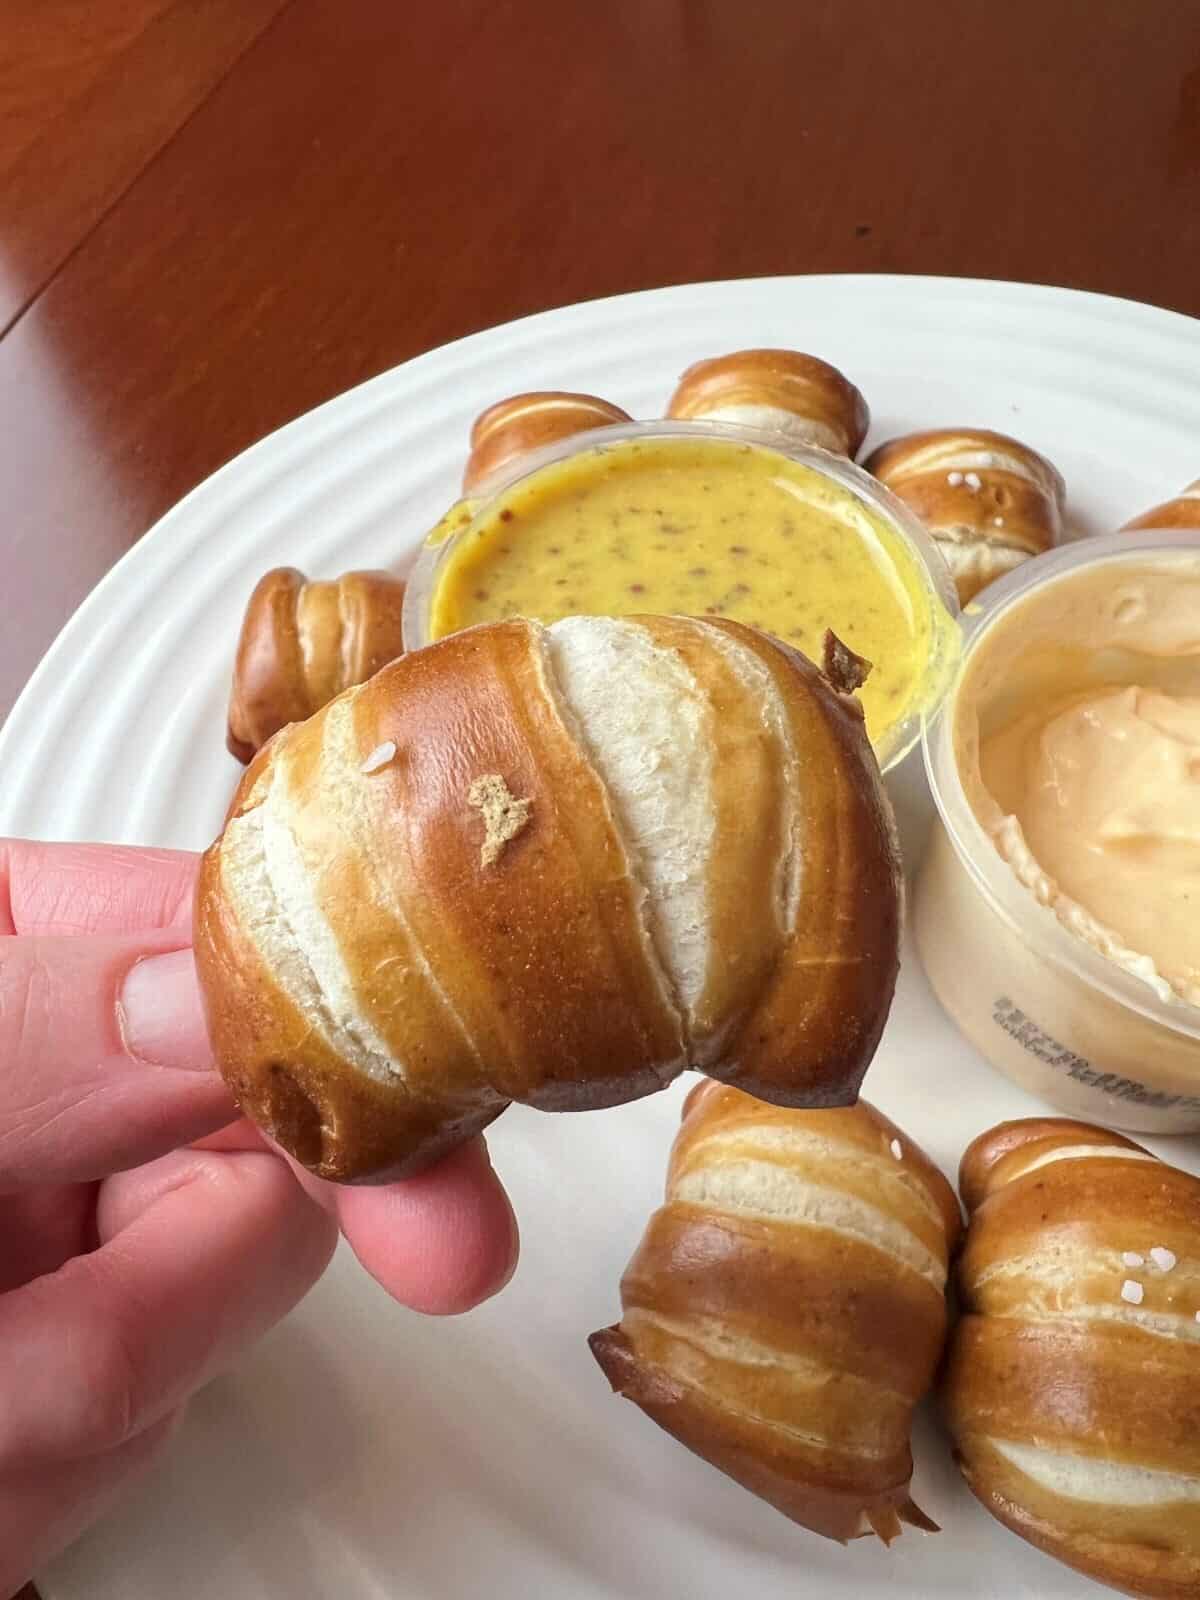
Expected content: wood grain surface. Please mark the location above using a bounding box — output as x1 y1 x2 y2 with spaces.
2 0 1199 718
3 1 1200 1593
2 0 1199 716
0 0 292 334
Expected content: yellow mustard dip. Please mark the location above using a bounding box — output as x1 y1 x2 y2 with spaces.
428 436 952 750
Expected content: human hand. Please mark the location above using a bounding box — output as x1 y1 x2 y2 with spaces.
0 840 518 1594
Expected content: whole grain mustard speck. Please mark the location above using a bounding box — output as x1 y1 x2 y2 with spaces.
430 436 944 747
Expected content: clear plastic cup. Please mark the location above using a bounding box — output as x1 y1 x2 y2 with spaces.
402 419 960 772
916 529 1200 1132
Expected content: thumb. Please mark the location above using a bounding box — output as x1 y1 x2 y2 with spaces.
0 931 233 1190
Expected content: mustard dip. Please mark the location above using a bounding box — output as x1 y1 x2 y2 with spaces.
428 435 952 750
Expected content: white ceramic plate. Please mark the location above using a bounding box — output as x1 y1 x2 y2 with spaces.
6 276 1200 1600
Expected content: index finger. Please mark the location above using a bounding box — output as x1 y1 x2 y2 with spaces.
0 841 198 937
194 1123 520 1314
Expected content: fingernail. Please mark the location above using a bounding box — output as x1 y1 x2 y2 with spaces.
119 949 214 1072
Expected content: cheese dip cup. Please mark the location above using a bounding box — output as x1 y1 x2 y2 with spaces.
404 421 959 771
916 531 1200 1132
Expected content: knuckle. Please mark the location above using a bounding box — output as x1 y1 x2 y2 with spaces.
63 1303 141 1456
40 1259 144 1457
0 941 49 1060
0 1268 141 1468
0 946 55 1182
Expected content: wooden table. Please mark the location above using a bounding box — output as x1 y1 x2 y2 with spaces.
4 0 1200 727
4 0 1200 1593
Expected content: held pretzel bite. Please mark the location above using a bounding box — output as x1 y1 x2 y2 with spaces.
591 1084 961 1543
944 1118 1200 1599
462 391 632 494
227 567 407 763
864 428 1065 604
196 617 902 1183
665 348 870 458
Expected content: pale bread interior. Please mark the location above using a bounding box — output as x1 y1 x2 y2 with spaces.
685 401 846 455
684 1121 946 1229
696 620 802 930
1003 1144 1158 1181
545 616 717 1020
672 1157 946 1289
971 1246 1200 1344
992 1439 1200 1507
886 439 1058 490
938 537 1035 581
221 754 407 1086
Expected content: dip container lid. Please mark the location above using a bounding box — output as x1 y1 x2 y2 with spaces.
402 418 961 772
923 527 1200 1039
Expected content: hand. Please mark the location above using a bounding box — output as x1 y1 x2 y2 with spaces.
0 840 518 1593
